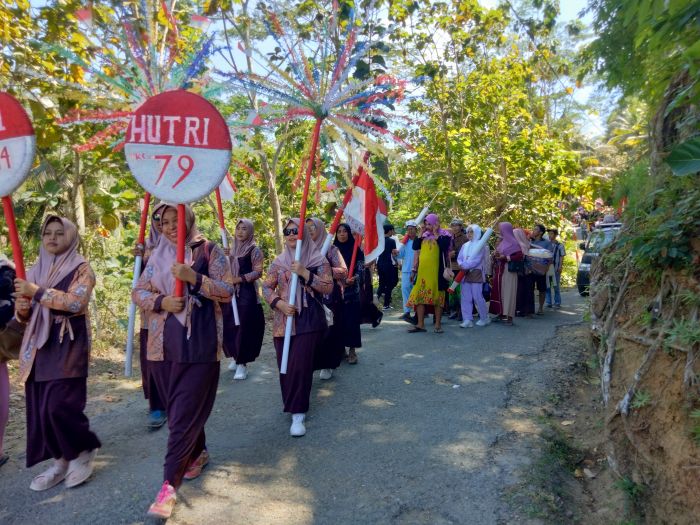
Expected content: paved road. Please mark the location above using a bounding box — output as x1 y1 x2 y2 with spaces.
0 291 585 524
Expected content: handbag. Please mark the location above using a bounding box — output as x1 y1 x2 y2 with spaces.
482 281 491 302
442 252 454 281
463 268 483 283
507 259 525 273
0 318 25 362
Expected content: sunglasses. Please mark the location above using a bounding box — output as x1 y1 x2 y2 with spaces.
283 227 299 236
152 213 161 222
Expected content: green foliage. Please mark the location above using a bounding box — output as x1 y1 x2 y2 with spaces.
614 476 645 501
631 390 652 409
666 137 700 176
690 410 700 446
583 0 700 109
667 319 700 348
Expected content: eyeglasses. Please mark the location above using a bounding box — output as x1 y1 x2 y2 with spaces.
283 228 299 236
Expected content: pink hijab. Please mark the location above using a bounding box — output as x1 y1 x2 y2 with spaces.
229 218 256 294
422 213 450 240
496 222 522 256
273 218 326 309
20 216 86 380
308 217 327 250
146 204 204 326
145 202 168 253
513 228 532 254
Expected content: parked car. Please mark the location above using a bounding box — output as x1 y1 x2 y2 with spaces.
576 222 623 296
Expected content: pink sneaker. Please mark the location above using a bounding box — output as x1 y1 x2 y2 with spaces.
147 481 177 519
183 449 209 480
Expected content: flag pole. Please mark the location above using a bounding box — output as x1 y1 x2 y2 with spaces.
321 152 371 257
125 192 151 377
348 232 361 277
281 117 323 374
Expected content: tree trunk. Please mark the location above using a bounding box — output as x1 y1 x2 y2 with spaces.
72 151 86 235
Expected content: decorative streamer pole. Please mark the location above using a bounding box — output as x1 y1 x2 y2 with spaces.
281 117 323 374
124 192 151 376
1 196 26 279
215 188 240 325
320 152 371 257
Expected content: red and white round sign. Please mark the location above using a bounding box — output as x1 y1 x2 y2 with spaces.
124 90 231 203
0 92 36 197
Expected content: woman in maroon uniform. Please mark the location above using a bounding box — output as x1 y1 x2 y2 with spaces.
14 216 101 491
133 204 233 519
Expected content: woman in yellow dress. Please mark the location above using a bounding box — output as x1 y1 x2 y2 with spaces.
406 214 452 333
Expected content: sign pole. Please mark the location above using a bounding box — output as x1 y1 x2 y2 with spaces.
281 117 323 374
215 188 240 325
124 192 151 376
175 203 186 297
1 195 26 279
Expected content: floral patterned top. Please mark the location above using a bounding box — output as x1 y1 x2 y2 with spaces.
262 260 333 337
133 241 233 361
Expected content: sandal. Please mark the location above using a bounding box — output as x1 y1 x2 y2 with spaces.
30 461 68 491
347 348 358 365
434 327 444 333
408 327 426 333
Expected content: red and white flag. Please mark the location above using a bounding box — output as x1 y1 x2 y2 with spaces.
344 165 387 263
218 173 237 201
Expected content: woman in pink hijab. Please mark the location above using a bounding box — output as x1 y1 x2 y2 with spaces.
262 218 333 437
488 222 525 325
14 216 101 491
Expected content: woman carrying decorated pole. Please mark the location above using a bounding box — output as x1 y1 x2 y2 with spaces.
13 216 101 491
489 222 525 326
134 202 168 429
0 253 19 468
334 224 364 364
307 217 347 380
222 218 265 381
132 204 233 519
262 218 332 437
406 213 452 333
457 225 491 328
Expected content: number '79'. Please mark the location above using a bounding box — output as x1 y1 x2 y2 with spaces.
153 154 194 188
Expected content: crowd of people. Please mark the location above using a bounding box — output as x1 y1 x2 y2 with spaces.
0 206 568 519
374 215 566 328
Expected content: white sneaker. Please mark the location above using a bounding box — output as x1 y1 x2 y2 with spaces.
227 359 237 371
290 413 306 437
460 320 474 328
234 364 248 380
476 319 491 327
319 368 333 380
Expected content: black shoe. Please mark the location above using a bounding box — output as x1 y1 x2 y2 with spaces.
401 312 412 323
0 453 8 468
448 312 458 320
372 312 383 328
409 315 418 325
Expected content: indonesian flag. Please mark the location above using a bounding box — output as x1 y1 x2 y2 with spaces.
344 165 387 263
218 173 237 201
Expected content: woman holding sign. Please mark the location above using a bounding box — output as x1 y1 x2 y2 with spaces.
262 218 332 437
222 218 265 380
132 204 233 519
307 217 347 380
13 216 101 491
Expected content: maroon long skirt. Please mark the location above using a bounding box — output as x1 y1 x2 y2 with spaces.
150 360 219 488
313 304 344 371
25 374 101 468
139 329 165 412
222 303 265 365
274 331 324 414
